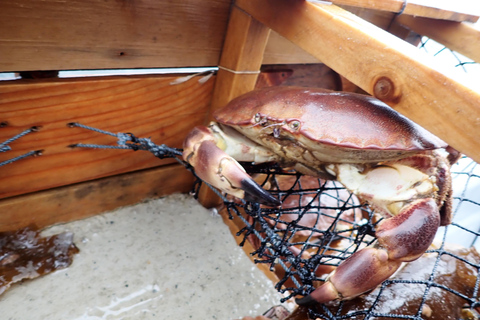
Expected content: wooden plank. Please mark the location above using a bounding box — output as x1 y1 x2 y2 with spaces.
340 5 398 30
331 0 407 12
0 0 230 72
265 6 410 64
236 0 480 163
0 74 214 199
330 0 479 22
0 0 320 72
198 6 271 208
0 163 194 232
397 15 480 63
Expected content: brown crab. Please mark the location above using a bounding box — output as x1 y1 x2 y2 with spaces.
183 86 456 305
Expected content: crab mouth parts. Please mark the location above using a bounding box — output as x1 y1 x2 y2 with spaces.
252 113 302 137
254 121 286 137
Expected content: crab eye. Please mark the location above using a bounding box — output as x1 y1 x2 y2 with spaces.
289 120 301 131
254 113 262 123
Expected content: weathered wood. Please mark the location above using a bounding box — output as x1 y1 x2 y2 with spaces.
0 74 214 199
0 164 194 232
397 15 480 63
330 0 479 22
236 0 480 162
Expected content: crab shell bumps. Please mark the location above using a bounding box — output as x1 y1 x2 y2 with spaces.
182 86 455 304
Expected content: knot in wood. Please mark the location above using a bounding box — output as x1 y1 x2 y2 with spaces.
373 76 399 103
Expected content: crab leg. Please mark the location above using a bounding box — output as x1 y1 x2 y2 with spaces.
297 160 444 305
183 125 281 206
297 198 440 305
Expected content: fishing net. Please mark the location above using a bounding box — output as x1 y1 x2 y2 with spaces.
221 157 480 320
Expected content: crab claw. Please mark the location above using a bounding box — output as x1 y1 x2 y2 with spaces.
183 127 280 206
296 198 440 305
296 247 402 305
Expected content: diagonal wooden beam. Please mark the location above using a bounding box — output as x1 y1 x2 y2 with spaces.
236 0 480 163
330 0 479 22
397 15 480 63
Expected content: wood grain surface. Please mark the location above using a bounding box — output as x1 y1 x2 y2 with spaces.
0 0 321 72
0 74 214 199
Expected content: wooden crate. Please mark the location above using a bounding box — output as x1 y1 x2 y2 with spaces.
1 0 479 231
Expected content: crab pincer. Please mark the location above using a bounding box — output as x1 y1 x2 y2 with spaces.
183 126 280 206
296 198 441 305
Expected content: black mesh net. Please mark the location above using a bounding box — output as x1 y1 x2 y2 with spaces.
205 157 480 320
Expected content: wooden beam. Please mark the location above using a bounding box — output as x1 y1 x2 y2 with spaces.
329 0 479 22
0 164 194 232
236 0 480 163
209 6 271 114
0 74 214 199
264 31 319 65
0 0 229 72
397 15 480 63
198 6 271 208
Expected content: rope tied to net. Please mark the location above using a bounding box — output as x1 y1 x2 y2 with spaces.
116 132 183 159
67 122 183 159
